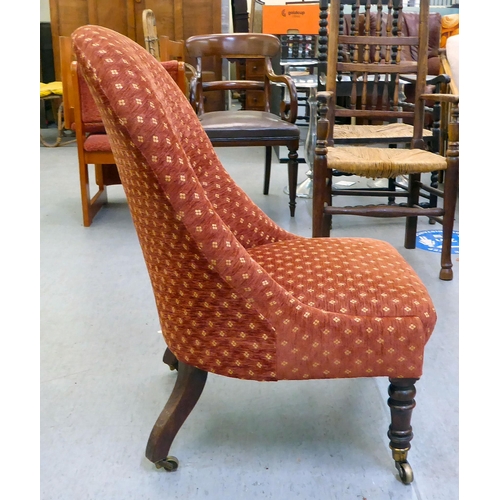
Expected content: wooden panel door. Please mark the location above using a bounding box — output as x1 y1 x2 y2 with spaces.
49 0 222 81
49 0 136 80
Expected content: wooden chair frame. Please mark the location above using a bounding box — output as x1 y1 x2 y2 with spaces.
60 35 187 226
312 0 459 280
185 33 301 216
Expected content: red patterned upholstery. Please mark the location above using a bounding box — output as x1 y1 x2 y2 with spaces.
71 26 436 382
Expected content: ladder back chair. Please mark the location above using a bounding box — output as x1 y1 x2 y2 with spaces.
185 33 301 216
312 0 459 280
72 24 438 484
315 0 447 207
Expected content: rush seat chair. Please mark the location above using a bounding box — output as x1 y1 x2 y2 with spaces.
312 0 459 281
185 33 301 216
72 24 438 484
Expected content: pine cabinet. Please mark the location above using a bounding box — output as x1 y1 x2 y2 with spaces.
49 0 222 81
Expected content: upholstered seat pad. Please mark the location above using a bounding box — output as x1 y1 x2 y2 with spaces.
326 145 447 177
249 237 435 326
334 123 432 143
199 110 300 140
248 236 436 380
83 133 111 152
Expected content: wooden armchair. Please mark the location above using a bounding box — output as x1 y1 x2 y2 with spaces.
185 33 301 216
60 35 187 226
72 24 439 484
314 0 448 208
312 0 459 281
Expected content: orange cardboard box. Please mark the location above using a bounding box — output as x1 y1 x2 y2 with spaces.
262 4 322 34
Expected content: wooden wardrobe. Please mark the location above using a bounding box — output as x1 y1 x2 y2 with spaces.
49 0 222 81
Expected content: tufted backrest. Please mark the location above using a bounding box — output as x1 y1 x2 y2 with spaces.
72 25 302 380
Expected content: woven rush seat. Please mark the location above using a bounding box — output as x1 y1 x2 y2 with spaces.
334 123 432 143
326 146 447 179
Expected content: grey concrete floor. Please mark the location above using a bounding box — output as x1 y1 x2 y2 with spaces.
40 127 460 500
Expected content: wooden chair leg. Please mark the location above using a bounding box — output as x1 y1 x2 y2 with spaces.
387 377 418 485
80 162 108 227
287 148 299 217
404 173 420 249
439 162 459 281
145 361 208 469
263 146 272 195
439 102 459 281
163 347 179 371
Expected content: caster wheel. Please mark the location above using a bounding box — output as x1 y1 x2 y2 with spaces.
396 461 414 485
155 456 179 472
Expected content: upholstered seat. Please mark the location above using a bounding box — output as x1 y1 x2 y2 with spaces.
71 24 438 484
199 110 300 141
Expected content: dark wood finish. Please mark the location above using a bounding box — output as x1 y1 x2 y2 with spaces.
231 0 249 33
312 0 459 280
145 361 208 466
163 347 179 371
387 377 418 483
186 33 301 216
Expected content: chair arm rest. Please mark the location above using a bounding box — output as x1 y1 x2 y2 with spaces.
400 73 450 86
188 70 203 115
316 91 335 145
420 93 459 105
265 60 298 123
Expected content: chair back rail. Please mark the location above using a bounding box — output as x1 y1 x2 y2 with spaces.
325 0 430 144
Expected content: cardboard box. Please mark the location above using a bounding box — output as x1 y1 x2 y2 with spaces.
262 4 321 34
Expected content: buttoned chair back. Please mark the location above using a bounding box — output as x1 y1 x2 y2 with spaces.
71 25 437 483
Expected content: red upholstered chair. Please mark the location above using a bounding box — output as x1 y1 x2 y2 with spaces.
72 25 438 485
60 36 187 226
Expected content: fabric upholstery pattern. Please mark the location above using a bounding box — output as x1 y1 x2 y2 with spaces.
83 133 111 152
71 26 437 382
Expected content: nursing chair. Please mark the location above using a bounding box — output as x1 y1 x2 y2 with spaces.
72 24 438 484
60 36 187 226
185 33 301 216
312 0 459 281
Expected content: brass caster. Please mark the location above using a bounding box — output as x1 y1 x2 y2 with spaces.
155 456 179 472
167 361 179 371
395 461 414 485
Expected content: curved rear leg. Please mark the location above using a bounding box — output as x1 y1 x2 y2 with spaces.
163 347 179 371
146 361 208 469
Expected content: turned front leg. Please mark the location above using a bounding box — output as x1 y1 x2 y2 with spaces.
387 378 418 484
